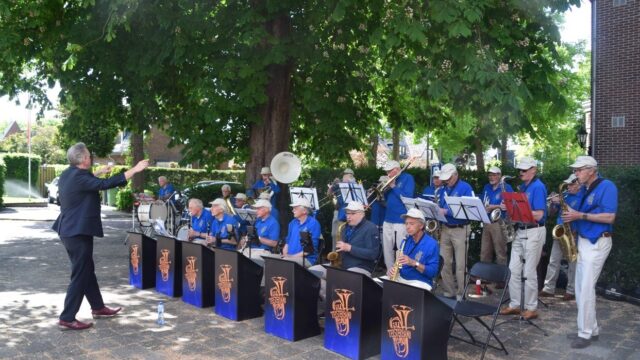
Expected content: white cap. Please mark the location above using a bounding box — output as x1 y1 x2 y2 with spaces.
252 199 272 209
401 208 426 223
210 198 227 208
258 192 273 200
290 197 312 209
438 163 457 181
488 166 501 174
343 168 354 175
516 157 538 170
563 173 578 184
383 160 400 171
344 201 365 212
570 156 598 169
235 193 247 201
432 170 441 178
260 166 271 175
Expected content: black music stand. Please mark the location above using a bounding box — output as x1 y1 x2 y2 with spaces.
128 231 157 289
155 234 182 297
338 182 369 207
498 192 548 336
214 248 263 321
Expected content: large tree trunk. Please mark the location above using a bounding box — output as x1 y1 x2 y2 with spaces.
500 134 508 167
368 133 378 167
392 128 400 161
473 136 485 172
130 131 145 192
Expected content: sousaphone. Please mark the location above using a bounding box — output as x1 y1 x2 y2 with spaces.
270 152 302 184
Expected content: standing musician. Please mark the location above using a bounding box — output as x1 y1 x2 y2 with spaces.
437 163 474 300
540 173 580 301
221 184 234 201
501 157 547 320
420 170 442 200
282 198 322 267
234 193 251 209
329 168 357 246
252 166 281 209
480 166 513 265
157 176 175 201
387 208 440 290
241 199 280 259
562 156 617 349
369 175 388 237
207 198 240 250
381 160 416 273
309 201 380 300
187 198 213 243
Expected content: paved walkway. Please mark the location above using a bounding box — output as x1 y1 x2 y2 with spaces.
0 205 638 359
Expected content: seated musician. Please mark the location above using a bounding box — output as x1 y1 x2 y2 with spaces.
258 191 279 221
386 208 440 291
186 198 212 243
157 176 175 201
206 198 240 250
239 199 280 260
309 201 380 301
282 198 321 267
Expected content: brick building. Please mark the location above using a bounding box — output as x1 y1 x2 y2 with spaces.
591 0 640 165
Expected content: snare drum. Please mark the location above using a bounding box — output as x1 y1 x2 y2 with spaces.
137 202 168 227
176 225 190 241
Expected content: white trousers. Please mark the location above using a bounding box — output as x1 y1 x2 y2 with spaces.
542 239 576 295
508 226 546 311
308 265 371 301
576 235 612 340
382 222 407 271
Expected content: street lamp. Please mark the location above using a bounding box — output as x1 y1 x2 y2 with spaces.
577 125 588 151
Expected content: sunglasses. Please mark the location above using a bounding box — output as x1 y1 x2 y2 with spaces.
518 168 531 173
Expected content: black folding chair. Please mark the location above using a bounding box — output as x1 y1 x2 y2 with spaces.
372 242 384 275
431 255 445 291
448 262 511 359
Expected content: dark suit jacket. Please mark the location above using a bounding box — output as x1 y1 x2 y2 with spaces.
52 166 127 238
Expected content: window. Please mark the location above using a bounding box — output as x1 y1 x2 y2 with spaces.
611 116 625 128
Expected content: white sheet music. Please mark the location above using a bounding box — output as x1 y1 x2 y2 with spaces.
400 196 448 223
337 182 368 206
289 187 320 211
444 196 491 224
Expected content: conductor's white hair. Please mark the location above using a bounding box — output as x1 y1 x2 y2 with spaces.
67 142 89 166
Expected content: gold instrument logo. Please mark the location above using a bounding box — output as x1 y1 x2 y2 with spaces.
269 276 289 320
130 245 140 275
185 256 198 291
387 305 416 358
217 264 234 303
158 249 171 282
330 289 355 336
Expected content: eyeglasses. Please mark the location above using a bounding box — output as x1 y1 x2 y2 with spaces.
518 168 530 173
573 167 592 173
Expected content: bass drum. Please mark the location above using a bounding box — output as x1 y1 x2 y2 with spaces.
176 225 190 241
137 202 168 227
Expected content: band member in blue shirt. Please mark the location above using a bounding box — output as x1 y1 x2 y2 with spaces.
187 198 213 243
387 208 440 291
283 197 321 266
480 166 514 265
562 156 617 349
330 168 357 247
207 198 240 250
241 199 280 260
421 170 442 201
501 157 548 321
369 175 388 237
252 166 281 209
157 176 175 201
437 163 474 300
381 160 415 273
541 173 581 301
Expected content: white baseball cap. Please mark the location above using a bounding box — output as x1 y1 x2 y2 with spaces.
563 173 578 184
516 157 538 170
488 166 501 174
290 197 312 209
343 168 354 175
344 201 365 212
401 208 426 223
569 156 598 169
235 193 247 201
209 198 227 208
258 192 273 200
438 163 457 181
252 199 272 209
383 160 400 171
260 166 271 175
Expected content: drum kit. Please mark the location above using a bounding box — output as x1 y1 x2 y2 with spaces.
133 191 190 238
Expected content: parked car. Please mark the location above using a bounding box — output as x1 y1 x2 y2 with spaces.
45 177 60 204
181 180 244 205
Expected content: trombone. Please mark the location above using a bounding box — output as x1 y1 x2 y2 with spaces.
368 156 418 207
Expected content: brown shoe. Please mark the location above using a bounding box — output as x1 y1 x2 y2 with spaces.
500 306 521 315
562 294 575 301
539 291 554 298
522 310 539 320
92 306 122 318
58 319 93 331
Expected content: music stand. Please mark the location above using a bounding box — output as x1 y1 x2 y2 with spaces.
400 196 448 224
289 187 320 211
498 192 548 336
236 209 258 257
337 182 369 207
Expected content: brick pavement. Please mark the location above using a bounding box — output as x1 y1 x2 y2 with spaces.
0 206 638 359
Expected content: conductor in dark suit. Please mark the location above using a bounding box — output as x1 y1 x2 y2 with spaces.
53 142 149 330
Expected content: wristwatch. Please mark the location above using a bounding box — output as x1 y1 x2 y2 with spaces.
414 261 421 268
582 213 588 220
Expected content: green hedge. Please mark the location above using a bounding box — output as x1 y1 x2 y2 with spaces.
0 160 5 207
0 153 41 186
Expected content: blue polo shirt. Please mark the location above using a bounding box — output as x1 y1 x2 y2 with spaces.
384 172 415 224
398 233 440 286
420 185 436 201
254 215 280 250
285 216 322 265
439 179 474 225
369 201 385 226
190 209 213 239
209 213 240 250
574 178 617 243
158 183 175 200
519 178 548 225
252 179 281 208
481 182 514 218
556 191 582 226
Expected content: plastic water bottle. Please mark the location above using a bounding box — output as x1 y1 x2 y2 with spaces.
156 301 165 326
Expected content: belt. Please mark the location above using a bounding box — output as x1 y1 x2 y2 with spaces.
602 232 613 238
444 224 467 229
516 223 543 230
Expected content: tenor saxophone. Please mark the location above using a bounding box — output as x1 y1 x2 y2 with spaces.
327 223 346 267
551 183 578 262
498 176 517 243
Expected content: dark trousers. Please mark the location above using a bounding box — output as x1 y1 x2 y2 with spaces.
59 235 105 321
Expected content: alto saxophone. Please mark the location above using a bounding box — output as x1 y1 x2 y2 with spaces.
327 223 346 267
551 183 578 262
390 240 407 281
498 176 517 243
427 187 442 241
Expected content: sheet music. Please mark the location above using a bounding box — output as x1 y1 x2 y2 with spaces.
444 196 492 224
289 187 320 211
337 182 369 206
153 218 171 237
235 208 258 224
400 196 448 223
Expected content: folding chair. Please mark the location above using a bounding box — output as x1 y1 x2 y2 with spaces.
431 255 445 290
372 242 384 275
448 262 510 359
